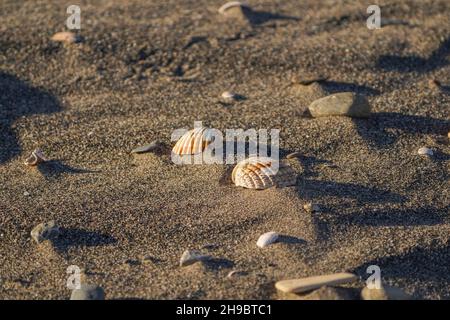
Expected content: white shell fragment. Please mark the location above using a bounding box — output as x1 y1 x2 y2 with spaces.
179 250 209 267
417 147 433 156
24 149 48 166
172 127 215 155
256 231 279 248
218 1 249 15
232 156 297 190
51 31 81 44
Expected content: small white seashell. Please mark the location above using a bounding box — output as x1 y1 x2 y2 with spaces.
417 147 433 156
218 1 249 15
179 250 209 267
24 149 48 166
172 127 215 155
256 231 279 248
232 156 297 190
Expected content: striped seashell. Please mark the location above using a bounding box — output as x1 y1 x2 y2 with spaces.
172 127 215 155
232 156 296 190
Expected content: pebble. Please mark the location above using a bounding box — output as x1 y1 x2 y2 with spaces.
303 202 320 213
51 31 81 44
361 284 411 300
131 141 162 154
308 92 371 118
70 284 105 300
179 250 210 267
286 152 302 159
256 231 279 248
23 191 30 197
275 272 357 294
417 147 433 156
227 270 248 278
30 220 60 244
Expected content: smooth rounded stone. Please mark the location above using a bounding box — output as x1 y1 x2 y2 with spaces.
51 31 81 44
361 284 411 300
131 141 162 154
417 147 433 156
70 284 105 300
298 286 355 300
303 202 320 213
227 270 248 278
179 250 209 267
30 220 60 244
275 273 358 294
308 92 371 118
256 231 279 248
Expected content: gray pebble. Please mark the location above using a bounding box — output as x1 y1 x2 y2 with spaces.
70 284 105 300
30 220 60 244
308 92 371 118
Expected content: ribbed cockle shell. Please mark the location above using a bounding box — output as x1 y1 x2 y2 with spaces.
232 156 296 190
172 127 215 155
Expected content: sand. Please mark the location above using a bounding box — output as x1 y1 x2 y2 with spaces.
0 0 449 300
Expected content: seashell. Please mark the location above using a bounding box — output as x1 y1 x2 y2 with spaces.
417 147 433 156
131 141 163 154
218 1 249 15
51 31 81 44
232 156 297 190
172 127 215 155
179 250 210 267
30 220 60 244
24 149 48 166
227 270 248 278
256 231 279 248
286 152 302 159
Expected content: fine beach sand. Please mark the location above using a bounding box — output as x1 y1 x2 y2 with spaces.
0 0 449 299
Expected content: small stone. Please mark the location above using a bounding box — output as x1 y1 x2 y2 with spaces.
308 92 371 118
51 31 81 44
417 147 433 156
23 191 30 197
275 273 358 294
286 152 302 159
303 202 320 213
227 270 248 278
131 141 162 154
179 250 209 267
24 149 48 166
299 286 355 300
30 220 60 244
361 284 411 300
256 231 279 248
70 284 105 300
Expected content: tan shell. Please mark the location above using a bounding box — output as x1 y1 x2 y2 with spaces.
172 127 215 155
51 32 80 43
232 156 296 190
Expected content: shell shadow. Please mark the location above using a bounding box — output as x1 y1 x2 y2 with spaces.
376 36 450 72
53 228 117 254
240 6 299 26
0 72 62 164
353 112 450 149
37 160 99 179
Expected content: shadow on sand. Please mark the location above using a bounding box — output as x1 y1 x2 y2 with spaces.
0 72 62 164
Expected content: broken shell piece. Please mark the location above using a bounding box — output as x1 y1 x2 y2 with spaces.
218 1 249 15
24 149 48 166
256 231 279 248
51 31 81 44
417 147 433 156
286 152 302 159
227 270 248 278
179 250 210 267
131 141 163 154
172 127 215 155
232 156 297 190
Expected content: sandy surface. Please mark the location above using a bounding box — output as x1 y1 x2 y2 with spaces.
0 0 449 300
